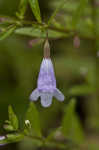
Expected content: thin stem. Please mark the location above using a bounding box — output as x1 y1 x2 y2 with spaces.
0 15 97 40
25 134 78 150
0 15 73 32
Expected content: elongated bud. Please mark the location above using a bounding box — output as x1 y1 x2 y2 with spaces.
44 38 50 58
73 35 80 49
0 18 5 22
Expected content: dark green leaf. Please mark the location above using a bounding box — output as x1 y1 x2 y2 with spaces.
72 115 85 144
0 26 16 41
15 27 67 38
72 0 88 29
87 143 99 150
68 85 95 96
62 100 75 136
46 127 62 141
0 134 24 145
16 0 28 19
6 133 24 142
25 102 42 137
28 0 41 23
62 99 84 144
48 0 66 25
49 0 92 16
8 105 19 131
19 137 43 149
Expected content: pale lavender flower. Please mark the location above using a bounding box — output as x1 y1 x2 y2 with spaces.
0 136 6 146
30 58 65 107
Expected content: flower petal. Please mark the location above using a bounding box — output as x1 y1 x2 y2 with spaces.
30 88 40 101
54 88 65 101
37 58 56 92
0 136 6 146
40 92 53 107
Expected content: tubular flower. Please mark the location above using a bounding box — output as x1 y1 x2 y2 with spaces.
0 136 6 146
30 58 65 107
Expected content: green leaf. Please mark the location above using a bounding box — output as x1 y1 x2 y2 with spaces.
46 127 62 141
6 133 24 143
72 115 85 144
87 143 99 150
72 0 88 29
62 99 84 144
25 102 42 137
19 137 43 149
0 133 24 145
16 0 28 19
48 0 66 25
49 0 92 15
0 26 16 41
15 27 67 38
62 100 75 136
8 105 19 131
28 0 41 23
68 85 95 96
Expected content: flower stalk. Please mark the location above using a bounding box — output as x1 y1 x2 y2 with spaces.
30 38 65 107
44 36 50 58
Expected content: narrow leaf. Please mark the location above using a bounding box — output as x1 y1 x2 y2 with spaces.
62 99 84 144
16 0 28 19
48 0 66 25
6 133 24 143
62 99 75 136
72 115 85 144
0 133 24 145
46 127 62 141
8 105 19 131
0 26 16 41
25 102 42 137
72 0 88 29
68 85 94 96
28 0 41 23
15 27 67 39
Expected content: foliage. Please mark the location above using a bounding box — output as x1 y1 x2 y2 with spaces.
0 0 99 150
0 100 84 149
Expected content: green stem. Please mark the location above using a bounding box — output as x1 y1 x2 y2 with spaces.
25 134 78 150
0 15 97 40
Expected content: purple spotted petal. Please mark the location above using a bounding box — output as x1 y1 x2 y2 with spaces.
37 58 56 93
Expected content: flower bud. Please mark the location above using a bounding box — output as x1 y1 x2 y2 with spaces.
73 35 80 49
25 120 31 128
44 39 50 58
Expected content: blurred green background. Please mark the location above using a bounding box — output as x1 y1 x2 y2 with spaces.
0 0 99 150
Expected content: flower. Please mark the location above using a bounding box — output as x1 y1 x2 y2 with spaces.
0 136 6 146
30 58 65 107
